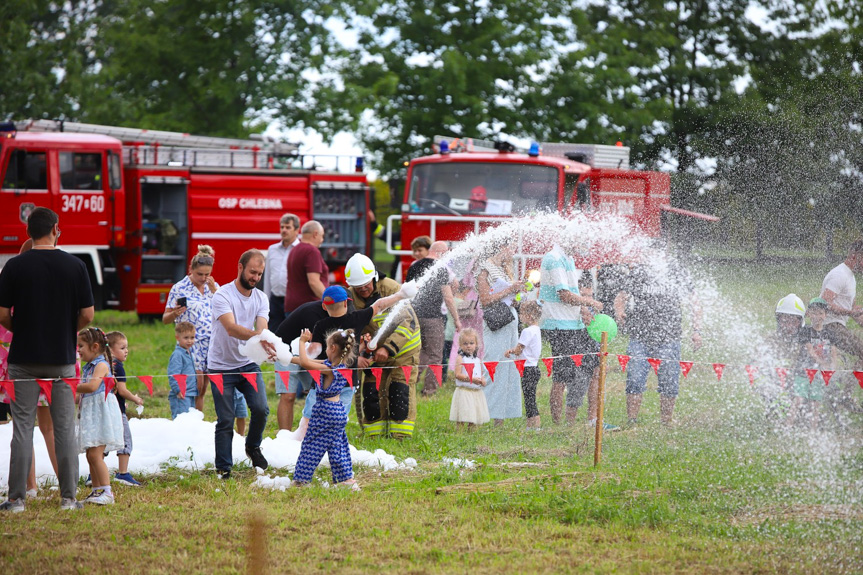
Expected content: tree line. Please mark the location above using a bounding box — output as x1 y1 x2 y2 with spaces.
3 0 861 255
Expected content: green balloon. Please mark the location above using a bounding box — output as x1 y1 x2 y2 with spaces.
587 314 618 343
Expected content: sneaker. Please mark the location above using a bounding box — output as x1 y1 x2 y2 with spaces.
25 489 38 500
338 480 361 492
114 472 142 487
0 498 25 513
84 474 92 487
603 423 621 432
627 418 638 427
245 446 268 470
84 488 114 505
217 469 232 480
60 498 83 510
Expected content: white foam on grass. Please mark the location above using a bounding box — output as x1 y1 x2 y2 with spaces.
0 408 407 489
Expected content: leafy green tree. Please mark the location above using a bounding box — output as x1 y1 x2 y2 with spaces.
320 0 569 176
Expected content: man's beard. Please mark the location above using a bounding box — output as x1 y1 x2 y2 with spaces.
239 273 256 290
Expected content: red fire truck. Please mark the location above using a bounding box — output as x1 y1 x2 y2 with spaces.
0 120 371 317
388 135 716 274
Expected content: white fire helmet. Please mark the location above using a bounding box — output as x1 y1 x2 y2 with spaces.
344 254 378 287
775 293 806 321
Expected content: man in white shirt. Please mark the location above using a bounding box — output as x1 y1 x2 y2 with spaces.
263 213 300 329
207 250 274 479
820 240 863 361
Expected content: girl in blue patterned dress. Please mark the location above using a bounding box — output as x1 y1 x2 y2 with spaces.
291 328 359 491
77 327 124 505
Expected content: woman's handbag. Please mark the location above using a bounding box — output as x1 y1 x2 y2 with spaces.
483 299 515 331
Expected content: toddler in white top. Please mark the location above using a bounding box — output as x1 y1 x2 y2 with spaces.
450 328 490 430
505 302 543 429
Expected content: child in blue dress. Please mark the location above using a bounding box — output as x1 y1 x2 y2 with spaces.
291 328 359 491
77 327 125 505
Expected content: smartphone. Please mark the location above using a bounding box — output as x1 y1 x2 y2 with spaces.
177 297 187 307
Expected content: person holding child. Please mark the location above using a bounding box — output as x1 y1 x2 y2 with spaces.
168 322 198 419
789 297 837 429
450 328 490 429
77 327 125 505
107 331 144 486
291 328 360 490
505 302 543 430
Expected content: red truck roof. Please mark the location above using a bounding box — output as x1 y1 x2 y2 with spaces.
414 151 591 174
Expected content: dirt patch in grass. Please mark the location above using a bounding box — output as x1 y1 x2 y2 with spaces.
733 504 863 525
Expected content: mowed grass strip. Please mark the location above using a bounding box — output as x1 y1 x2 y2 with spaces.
2 261 862 573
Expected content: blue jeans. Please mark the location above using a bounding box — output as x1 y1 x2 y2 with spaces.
302 386 355 419
625 339 681 398
169 393 193 419
209 363 269 471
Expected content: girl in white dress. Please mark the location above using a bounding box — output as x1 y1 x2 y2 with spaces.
450 328 490 429
77 327 124 505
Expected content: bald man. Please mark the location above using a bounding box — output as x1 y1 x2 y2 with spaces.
283 220 329 313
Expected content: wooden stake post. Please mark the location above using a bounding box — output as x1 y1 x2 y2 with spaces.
594 331 609 468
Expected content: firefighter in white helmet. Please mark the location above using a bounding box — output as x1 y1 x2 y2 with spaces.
345 254 421 438
756 293 806 420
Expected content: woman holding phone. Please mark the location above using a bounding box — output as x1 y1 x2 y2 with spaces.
163 245 219 412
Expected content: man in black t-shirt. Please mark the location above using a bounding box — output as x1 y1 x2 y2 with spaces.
405 241 461 396
613 259 702 427
0 208 94 511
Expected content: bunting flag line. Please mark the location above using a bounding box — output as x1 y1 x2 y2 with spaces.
173 374 188 397
745 365 758 387
103 376 116 399
514 359 526 377
308 370 321 386
276 371 290 390
241 372 259 392
337 368 354 388
36 379 53 404
805 369 818 384
821 370 834 386
401 365 413 384
647 357 662 375
463 362 475 382
679 361 693 378
854 371 863 389
775 368 788 389
63 377 79 395
542 357 555 378
208 373 224 394
484 361 498 382
0 380 15 402
712 363 725 381
428 365 443 387
371 367 383 391
570 354 583 367
138 375 154 396
617 355 630 372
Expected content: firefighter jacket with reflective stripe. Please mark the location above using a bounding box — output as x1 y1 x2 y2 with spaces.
348 278 421 362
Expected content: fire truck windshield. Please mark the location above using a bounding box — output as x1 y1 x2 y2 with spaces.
408 162 559 216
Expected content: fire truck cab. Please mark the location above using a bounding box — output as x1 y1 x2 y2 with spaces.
0 120 371 317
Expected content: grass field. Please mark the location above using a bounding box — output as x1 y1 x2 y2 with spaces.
1 261 862 574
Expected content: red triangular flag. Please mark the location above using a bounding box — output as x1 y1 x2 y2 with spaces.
37 379 53 404
805 369 818 384
514 359 526 377
821 370 834 386
744 365 758 387
463 362 475 381
208 373 224 394
647 357 662 375
484 361 498 382
679 361 693 378
337 368 354 388
775 367 788 389
308 370 321 385
276 371 290 390
570 354 583 367
401 365 413 383
103 376 115 399
63 377 80 395
0 380 14 402
855 371 863 389
542 357 554 377
371 367 383 391
428 365 443 387
712 363 725 380
617 355 630 372
138 375 154 396
173 374 188 397
242 372 258 392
